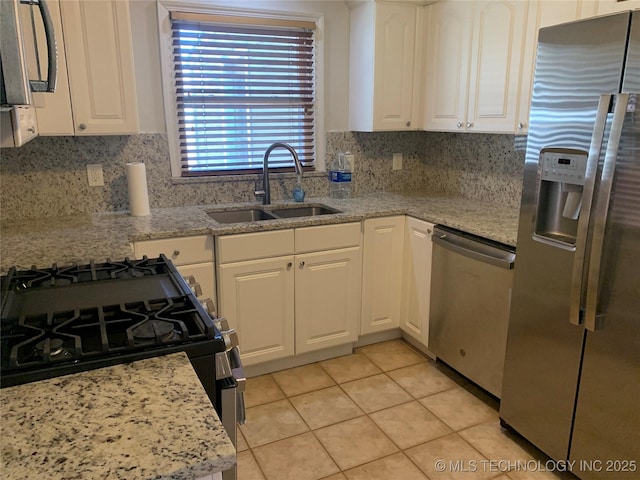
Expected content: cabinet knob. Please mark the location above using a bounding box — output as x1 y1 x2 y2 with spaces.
518 122 525 130
299 261 306 268
287 262 293 268
466 122 473 128
457 122 463 128
78 123 87 131
406 121 411 127
427 228 432 234
173 250 180 257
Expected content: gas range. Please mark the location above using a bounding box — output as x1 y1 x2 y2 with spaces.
0 255 244 479
0 256 222 387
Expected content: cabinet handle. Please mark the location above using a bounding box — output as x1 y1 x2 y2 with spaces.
457 122 463 128
299 261 306 268
78 123 87 131
406 121 411 127
518 122 525 130
287 262 293 268
466 122 473 128
173 250 180 257
427 228 432 234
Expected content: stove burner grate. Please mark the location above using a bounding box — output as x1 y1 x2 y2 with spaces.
4 257 173 290
131 319 179 343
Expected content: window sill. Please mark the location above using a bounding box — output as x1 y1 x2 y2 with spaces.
171 170 327 185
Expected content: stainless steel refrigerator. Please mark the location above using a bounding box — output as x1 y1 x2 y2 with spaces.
500 10 640 479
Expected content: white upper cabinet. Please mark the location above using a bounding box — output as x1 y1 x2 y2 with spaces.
423 0 528 133
31 0 138 135
422 1 472 132
596 0 640 14
349 1 421 131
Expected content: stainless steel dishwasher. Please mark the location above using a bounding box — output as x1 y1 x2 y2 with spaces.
429 226 515 398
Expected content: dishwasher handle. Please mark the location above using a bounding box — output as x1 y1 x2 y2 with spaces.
433 228 515 269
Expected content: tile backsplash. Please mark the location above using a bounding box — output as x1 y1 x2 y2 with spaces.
0 131 524 220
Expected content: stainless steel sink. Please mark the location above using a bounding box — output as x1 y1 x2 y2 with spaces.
207 208 277 224
207 203 341 223
269 204 341 218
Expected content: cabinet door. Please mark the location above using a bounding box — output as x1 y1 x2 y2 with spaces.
596 0 640 14
177 262 216 309
423 0 473 131
295 247 362 354
401 218 434 347
59 0 138 134
373 2 417 130
218 257 295 366
23 0 75 135
361 216 405 335
467 0 527 133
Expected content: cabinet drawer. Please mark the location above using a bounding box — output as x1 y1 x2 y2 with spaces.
295 222 361 253
218 229 294 264
134 235 214 266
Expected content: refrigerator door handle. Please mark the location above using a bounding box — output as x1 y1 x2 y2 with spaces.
569 94 611 326
583 94 630 331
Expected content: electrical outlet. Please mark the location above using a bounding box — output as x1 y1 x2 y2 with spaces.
392 153 403 171
87 164 104 186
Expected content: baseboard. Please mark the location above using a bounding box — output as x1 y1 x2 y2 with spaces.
401 333 436 360
353 329 402 348
244 343 354 377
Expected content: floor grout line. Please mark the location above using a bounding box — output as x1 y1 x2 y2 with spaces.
240 339 550 480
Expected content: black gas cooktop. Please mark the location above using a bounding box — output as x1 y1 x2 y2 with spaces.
0 256 222 388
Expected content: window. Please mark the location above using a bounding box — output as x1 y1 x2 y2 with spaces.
169 12 317 176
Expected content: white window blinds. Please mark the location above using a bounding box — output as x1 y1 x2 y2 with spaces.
170 12 316 176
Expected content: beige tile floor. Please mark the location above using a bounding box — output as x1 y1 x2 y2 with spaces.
237 339 572 480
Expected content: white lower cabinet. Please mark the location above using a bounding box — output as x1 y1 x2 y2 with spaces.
217 223 362 366
296 247 362 354
218 256 295 365
361 216 405 335
400 217 435 348
133 235 216 303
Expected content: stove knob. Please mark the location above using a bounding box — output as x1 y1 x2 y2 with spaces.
220 329 239 350
214 317 230 331
201 298 218 317
184 276 203 297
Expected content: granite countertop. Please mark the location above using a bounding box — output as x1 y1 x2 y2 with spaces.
0 192 519 271
1 353 235 480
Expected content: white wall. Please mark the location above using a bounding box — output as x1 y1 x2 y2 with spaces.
128 0 351 134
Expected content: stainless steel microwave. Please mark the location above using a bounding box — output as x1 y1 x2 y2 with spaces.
0 0 57 147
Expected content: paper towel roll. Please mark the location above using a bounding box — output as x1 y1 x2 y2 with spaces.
126 162 150 217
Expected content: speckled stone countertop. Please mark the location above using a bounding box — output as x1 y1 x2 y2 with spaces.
1 353 235 480
0 192 519 271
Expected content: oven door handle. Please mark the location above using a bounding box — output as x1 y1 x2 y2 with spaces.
229 346 247 425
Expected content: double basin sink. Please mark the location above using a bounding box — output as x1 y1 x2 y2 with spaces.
207 203 341 224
